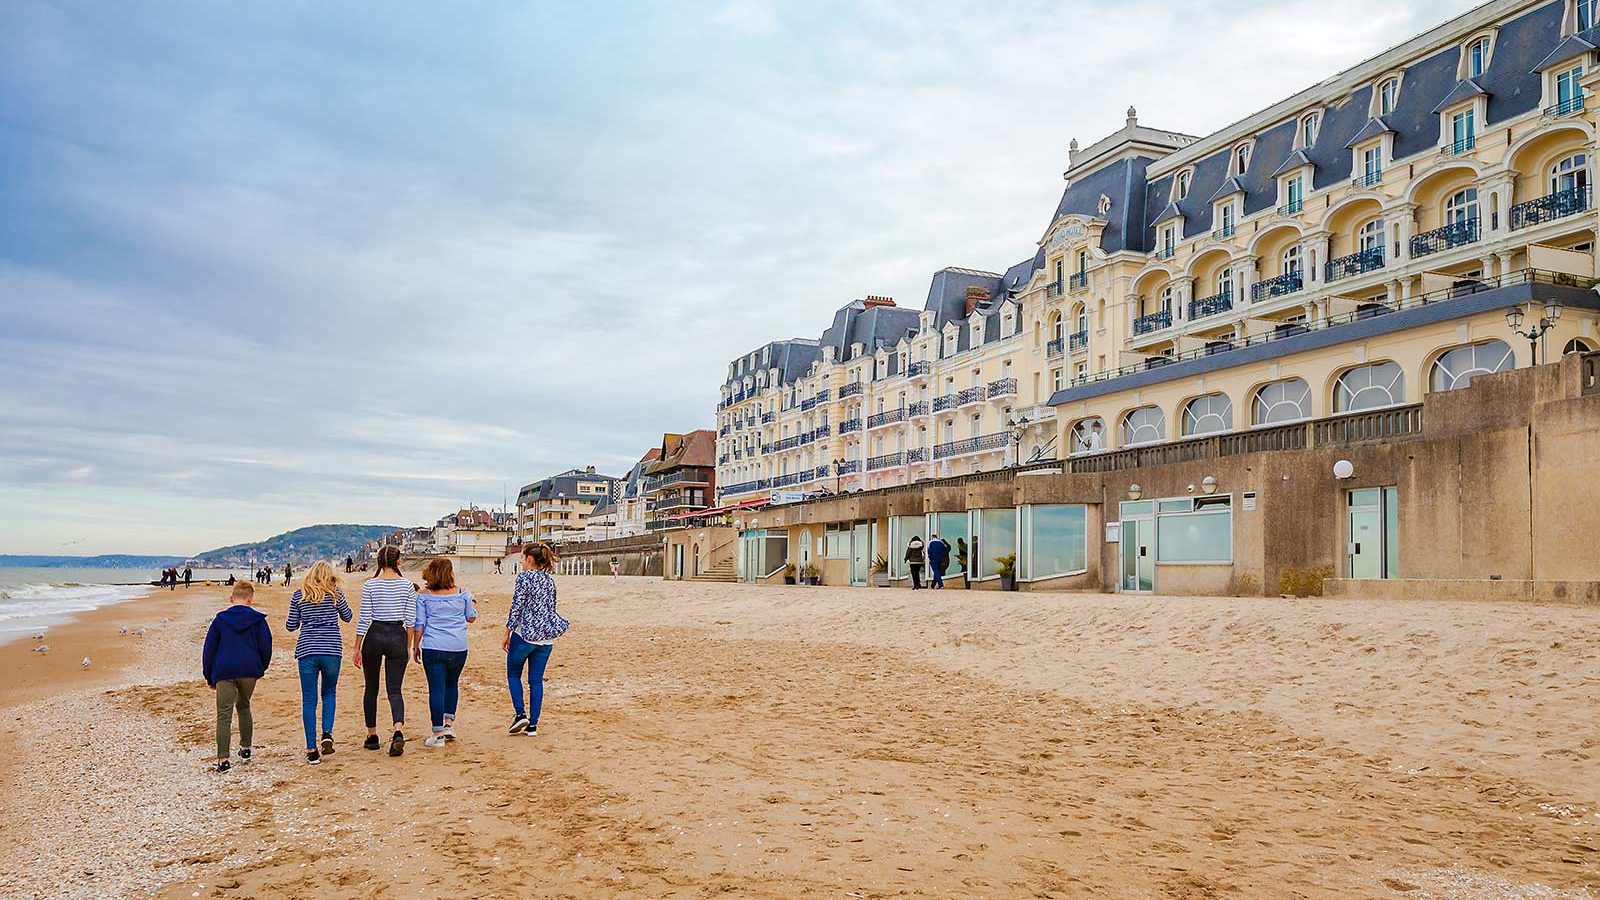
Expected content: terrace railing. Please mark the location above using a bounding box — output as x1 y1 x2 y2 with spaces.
1410 218 1479 258
987 377 1018 398
867 408 906 429
838 382 864 398
1046 337 1064 358
1325 247 1384 282
1069 330 1088 351
1132 309 1172 335
838 418 863 434
866 452 905 471
931 393 959 412
1312 404 1423 446
1188 290 1233 320
1511 186 1590 230
957 385 987 406
1251 271 1304 302
932 432 1008 460
1546 94 1585 117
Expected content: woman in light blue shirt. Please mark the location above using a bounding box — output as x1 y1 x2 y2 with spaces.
411 557 477 748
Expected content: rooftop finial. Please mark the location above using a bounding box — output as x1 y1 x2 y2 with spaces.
1126 106 1138 127
1069 138 1079 159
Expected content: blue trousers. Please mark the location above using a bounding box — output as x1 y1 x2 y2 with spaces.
930 563 946 588
296 655 341 750
507 635 554 724
422 649 468 730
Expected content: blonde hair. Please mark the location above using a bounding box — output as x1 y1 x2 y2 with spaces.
299 561 341 604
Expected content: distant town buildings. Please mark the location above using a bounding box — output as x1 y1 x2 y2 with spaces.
516 467 621 543
642 430 717 529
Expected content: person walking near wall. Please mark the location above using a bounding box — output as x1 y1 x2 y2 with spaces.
201 582 272 773
356 546 415 757
504 542 568 737
927 534 950 590
905 536 926 590
183 566 193 589
413 558 476 748
285 562 351 765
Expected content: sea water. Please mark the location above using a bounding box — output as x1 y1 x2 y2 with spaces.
0 566 244 644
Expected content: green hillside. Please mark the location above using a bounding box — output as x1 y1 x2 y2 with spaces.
193 524 402 566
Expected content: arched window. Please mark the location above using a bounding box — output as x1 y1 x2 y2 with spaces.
1233 143 1251 176
1564 337 1595 354
1379 78 1400 116
1049 311 1063 341
1465 37 1490 78
1181 393 1233 436
1552 153 1588 195
1159 284 1175 314
1216 268 1234 298
1429 339 1514 392
1301 113 1319 148
1176 170 1191 200
1333 361 1405 412
1251 378 1312 425
1121 405 1166 446
1582 0 1599 31
1070 417 1107 454
1358 218 1386 254
1446 188 1480 225
1282 244 1302 276
1074 304 1088 335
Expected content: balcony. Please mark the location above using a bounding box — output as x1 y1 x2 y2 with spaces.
1068 271 1088 291
773 434 804 452
932 393 959 412
1546 94 1585 118
1188 290 1233 320
1156 245 1176 260
761 411 775 424
835 459 861 475
907 401 930 417
1251 271 1304 303
867 451 905 471
815 388 831 403
799 396 819 412
932 432 1008 460
838 418 863 434
813 423 832 439
838 382 863 398
1212 223 1235 240
986 377 1017 398
721 478 771 496
906 447 928 463
1046 281 1064 298
1352 169 1383 189
1325 247 1384 282
867 408 906 429
906 360 930 378
1046 337 1064 358
1277 199 1303 216
1511 187 1591 230
1410 218 1479 258
1443 134 1476 156
718 453 729 465
1132 309 1172 335
770 472 805 489
1069 330 1088 351
957 385 987 406
718 425 730 436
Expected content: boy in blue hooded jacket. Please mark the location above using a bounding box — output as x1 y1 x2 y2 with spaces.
202 582 273 772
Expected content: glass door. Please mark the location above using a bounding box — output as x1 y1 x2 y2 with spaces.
1347 488 1399 578
850 522 871 585
1118 516 1154 592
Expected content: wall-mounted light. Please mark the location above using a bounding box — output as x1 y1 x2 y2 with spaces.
1200 475 1217 494
1127 483 1143 500
1332 459 1355 480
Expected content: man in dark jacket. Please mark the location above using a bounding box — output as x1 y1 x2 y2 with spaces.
202 582 272 772
926 534 950 590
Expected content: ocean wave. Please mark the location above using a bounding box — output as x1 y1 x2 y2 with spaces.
0 582 151 626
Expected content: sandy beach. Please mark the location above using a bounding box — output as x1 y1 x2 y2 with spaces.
1 574 1597 899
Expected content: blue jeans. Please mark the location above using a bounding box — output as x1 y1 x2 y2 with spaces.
507 635 554 724
297 655 341 750
422 649 468 730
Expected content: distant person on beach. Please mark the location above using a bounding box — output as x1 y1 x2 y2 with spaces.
927 534 950 590
905 536 926 590
356 546 416 756
413 558 477 748
283 563 293 584
202 582 272 773
345 556 354 574
168 567 178 591
225 574 236 586
504 542 568 737
183 566 192 589
285 562 352 765
493 557 502 574
610 556 619 582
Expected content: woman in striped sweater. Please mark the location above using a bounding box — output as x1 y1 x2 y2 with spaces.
285 561 353 765
355 546 416 756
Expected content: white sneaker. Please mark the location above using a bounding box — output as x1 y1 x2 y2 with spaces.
442 724 457 742
424 734 447 748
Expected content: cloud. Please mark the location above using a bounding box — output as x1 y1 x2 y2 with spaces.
0 0 1480 554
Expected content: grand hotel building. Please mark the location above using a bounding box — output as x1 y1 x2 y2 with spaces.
716 0 1600 505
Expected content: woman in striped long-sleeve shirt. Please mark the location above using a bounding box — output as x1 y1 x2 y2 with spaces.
355 546 416 757
285 561 353 765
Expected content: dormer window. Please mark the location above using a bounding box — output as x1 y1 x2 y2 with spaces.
1448 108 1476 154
1175 169 1192 200
1300 113 1319 148
1378 77 1400 116
1160 225 1177 257
1232 142 1252 176
1580 0 1598 31
943 331 956 357
1465 36 1491 78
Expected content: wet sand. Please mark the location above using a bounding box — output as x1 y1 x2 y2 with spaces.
1 574 1597 898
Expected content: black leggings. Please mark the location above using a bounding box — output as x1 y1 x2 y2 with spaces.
362 621 409 728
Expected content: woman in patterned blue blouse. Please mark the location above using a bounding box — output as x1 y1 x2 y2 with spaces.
503 542 568 736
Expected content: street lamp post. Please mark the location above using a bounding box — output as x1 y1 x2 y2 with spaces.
1005 414 1031 467
832 457 846 494
1506 300 1563 366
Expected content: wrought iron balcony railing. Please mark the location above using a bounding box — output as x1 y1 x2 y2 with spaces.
773 434 804 452
1069 329 1088 351
1068 271 1088 291
1511 186 1591 230
1156 245 1176 260
1045 281 1064 298
1546 94 1586 117
1352 169 1383 189
1046 337 1064 358
1443 134 1477 156
761 411 775 423
906 447 928 463
931 394 958 412
1251 271 1304 302
838 418 862 434
906 360 930 377
1188 290 1233 320
1325 247 1384 282
867 408 906 429
1410 218 1479 258
1132 309 1172 335
907 401 930 417
1277 199 1303 215
986 377 1017 398
838 381 863 398
957 385 987 406
1212 223 1235 240
835 459 860 475
932 432 1008 460
866 451 905 471
799 396 818 412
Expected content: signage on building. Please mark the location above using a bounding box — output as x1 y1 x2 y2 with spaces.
770 491 807 505
1104 522 1121 543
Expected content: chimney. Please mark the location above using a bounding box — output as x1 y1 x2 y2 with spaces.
585 465 595 474
964 286 990 317
863 295 895 308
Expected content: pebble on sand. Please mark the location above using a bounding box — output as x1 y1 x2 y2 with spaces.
81 657 92 669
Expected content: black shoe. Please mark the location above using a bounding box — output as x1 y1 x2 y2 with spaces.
306 750 321 765
389 731 405 757
321 732 335 755
525 723 538 736
508 715 529 735
214 760 232 773
238 747 251 762
363 734 381 751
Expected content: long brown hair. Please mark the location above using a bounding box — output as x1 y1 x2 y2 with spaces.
421 557 456 591
523 541 558 571
374 545 402 576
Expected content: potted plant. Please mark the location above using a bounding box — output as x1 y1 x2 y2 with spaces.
995 553 1018 592
783 562 797 585
800 562 821 585
870 554 890 588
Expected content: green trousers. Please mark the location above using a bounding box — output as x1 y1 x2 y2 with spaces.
215 677 257 759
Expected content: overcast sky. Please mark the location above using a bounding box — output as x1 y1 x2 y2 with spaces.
0 0 1477 555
